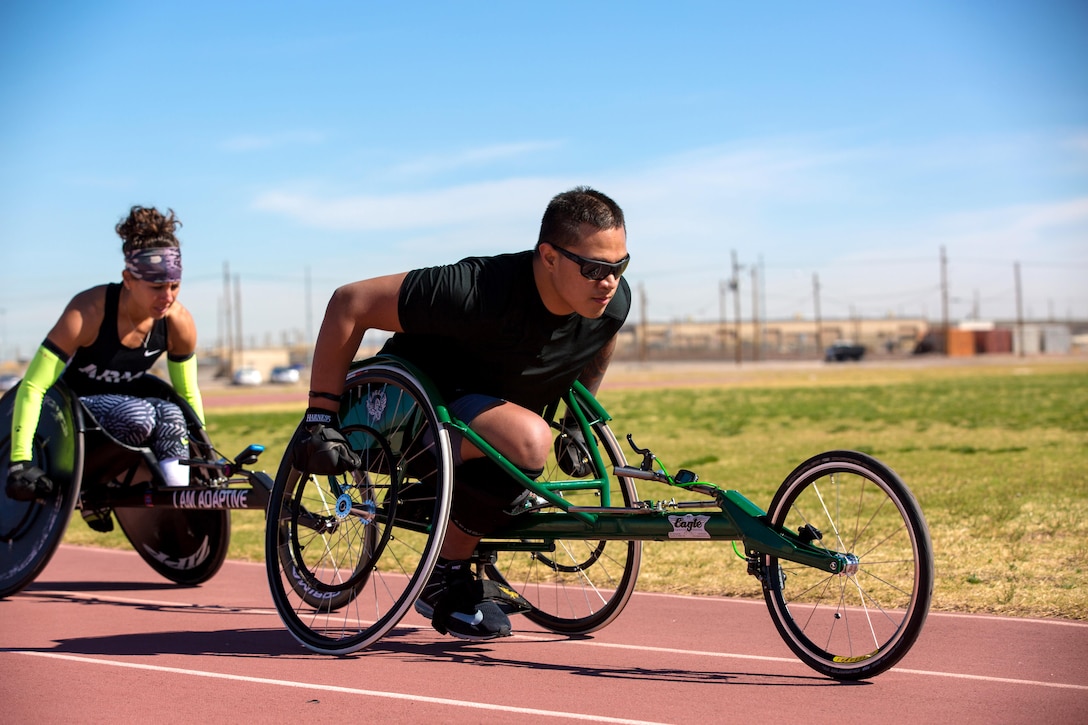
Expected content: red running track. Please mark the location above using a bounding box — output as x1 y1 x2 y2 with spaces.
2 545 1086 724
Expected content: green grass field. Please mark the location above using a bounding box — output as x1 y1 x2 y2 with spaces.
65 356 1088 620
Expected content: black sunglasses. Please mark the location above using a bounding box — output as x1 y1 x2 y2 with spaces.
550 244 631 281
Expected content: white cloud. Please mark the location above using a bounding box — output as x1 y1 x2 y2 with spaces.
390 141 565 177
251 177 565 231
219 130 326 152
240 132 1087 325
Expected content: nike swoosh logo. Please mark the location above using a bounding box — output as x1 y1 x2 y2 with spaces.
449 609 485 626
144 349 162 357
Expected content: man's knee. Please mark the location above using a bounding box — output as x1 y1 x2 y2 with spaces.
478 410 552 470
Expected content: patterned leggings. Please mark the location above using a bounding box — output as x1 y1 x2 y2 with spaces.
80 394 189 460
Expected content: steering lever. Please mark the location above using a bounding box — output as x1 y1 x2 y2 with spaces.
626 435 656 472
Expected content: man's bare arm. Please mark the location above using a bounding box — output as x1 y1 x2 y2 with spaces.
578 335 617 396
307 272 408 411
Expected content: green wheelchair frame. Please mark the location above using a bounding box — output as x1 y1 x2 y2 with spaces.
266 356 933 681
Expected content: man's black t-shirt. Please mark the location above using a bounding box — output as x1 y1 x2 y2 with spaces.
381 250 630 413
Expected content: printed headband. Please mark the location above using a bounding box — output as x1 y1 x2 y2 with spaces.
125 246 182 283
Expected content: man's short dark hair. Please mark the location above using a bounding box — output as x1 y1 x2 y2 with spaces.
536 186 625 250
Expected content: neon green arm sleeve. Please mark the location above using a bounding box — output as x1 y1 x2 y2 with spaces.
10 344 68 461
168 353 205 425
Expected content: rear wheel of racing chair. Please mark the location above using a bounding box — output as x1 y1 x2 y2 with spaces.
79 375 230 587
0 383 82 599
482 391 642 635
760 450 934 681
266 361 453 654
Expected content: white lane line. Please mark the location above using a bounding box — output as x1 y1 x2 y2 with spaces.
891 667 1088 690
26 589 277 614
633 591 1088 629
19 589 1088 691
9 650 668 725
546 639 1088 691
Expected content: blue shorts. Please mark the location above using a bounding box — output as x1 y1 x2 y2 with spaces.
447 393 504 466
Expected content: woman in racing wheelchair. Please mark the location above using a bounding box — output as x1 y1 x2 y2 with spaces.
5 205 205 527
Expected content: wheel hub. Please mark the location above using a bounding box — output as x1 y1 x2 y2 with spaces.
836 553 860 577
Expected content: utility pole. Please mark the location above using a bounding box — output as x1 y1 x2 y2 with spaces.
222 262 233 376
813 273 823 357
758 255 766 360
751 265 760 362
731 250 742 366
719 279 728 358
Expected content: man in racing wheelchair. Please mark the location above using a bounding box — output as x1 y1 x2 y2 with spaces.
294 186 631 640
6 205 205 531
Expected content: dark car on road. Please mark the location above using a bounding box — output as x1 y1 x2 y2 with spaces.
825 341 866 362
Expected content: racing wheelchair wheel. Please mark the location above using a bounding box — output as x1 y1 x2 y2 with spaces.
266 363 453 654
0 384 81 599
483 396 642 635
761 450 934 681
81 376 232 587
112 421 231 587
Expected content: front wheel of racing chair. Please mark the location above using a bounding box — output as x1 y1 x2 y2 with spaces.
266 361 454 654
482 389 643 635
760 450 934 681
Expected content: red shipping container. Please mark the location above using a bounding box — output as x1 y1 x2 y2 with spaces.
974 328 1013 354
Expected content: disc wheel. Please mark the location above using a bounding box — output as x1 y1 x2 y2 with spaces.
265 364 453 654
115 428 230 586
115 507 231 586
761 450 933 680
0 385 81 599
484 398 642 634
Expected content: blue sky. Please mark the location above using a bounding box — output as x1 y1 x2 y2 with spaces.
2 1 1086 358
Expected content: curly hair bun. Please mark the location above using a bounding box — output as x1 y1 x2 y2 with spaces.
116 205 181 252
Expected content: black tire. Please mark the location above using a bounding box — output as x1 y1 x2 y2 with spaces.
266 363 453 654
484 396 642 634
115 506 231 586
761 450 933 680
0 384 82 598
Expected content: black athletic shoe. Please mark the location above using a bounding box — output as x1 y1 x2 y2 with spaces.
414 560 512 641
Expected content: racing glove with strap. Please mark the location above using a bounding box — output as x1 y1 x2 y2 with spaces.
291 407 361 475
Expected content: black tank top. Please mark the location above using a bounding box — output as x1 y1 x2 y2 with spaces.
63 283 169 396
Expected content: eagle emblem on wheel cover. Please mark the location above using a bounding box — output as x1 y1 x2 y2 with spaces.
366 389 388 422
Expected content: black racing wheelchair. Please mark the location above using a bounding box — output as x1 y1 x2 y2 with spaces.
0 375 273 598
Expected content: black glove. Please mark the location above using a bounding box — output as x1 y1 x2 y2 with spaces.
6 460 54 502
291 408 362 475
554 422 593 478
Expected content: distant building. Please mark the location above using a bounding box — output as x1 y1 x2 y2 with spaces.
615 316 929 361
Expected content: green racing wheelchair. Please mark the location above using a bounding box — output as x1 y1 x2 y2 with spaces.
266 355 933 681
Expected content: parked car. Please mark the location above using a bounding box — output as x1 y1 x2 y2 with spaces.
232 367 263 386
0 373 21 392
825 341 866 362
270 365 300 384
